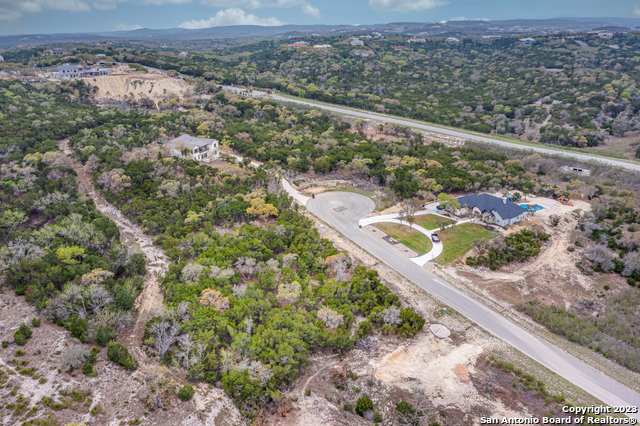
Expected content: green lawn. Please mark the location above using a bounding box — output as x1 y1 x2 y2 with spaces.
436 223 495 264
413 214 456 231
375 222 433 254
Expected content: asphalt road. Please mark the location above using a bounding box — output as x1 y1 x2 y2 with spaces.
307 192 640 417
223 86 640 173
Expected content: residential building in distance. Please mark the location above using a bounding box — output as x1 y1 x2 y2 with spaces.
177 52 189 59
560 166 591 176
288 43 307 48
519 37 536 45
391 46 407 50
53 65 84 79
52 64 111 79
0 55 3 62
166 134 219 162
314 44 331 49
456 194 528 226
352 49 375 57
445 37 460 44
349 38 364 46
598 32 614 40
408 37 426 43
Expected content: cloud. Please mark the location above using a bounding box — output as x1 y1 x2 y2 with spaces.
201 0 260 8
0 0 129 20
444 16 489 22
140 0 191 4
116 23 143 30
369 0 448 12
301 3 320 17
179 8 284 29
201 0 320 16
634 5 640 16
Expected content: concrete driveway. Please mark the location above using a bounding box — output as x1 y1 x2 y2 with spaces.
306 191 640 418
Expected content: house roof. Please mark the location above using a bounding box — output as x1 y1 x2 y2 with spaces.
457 194 527 220
288 43 307 47
167 134 218 150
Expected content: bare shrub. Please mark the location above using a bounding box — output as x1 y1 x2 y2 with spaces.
317 307 344 329
61 345 91 369
182 262 204 285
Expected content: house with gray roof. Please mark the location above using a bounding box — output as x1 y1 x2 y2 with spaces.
456 194 527 226
166 134 219 162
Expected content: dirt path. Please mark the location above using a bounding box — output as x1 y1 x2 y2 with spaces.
58 140 168 346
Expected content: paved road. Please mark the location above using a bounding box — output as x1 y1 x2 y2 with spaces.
222 86 640 173
307 192 640 417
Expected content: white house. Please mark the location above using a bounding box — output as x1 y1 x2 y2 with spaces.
314 44 331 49
166 134 219 162
408 37 426 43
52 64 111 79
53 64 84 79
349 39 364 46
445 37 460 44
519 37 536 45
0 55 4 63
456 194 528 226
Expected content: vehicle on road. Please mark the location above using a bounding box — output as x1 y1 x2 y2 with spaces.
431 233 440 242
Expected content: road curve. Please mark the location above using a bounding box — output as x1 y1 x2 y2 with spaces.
307 191 640 417
222 86 640 173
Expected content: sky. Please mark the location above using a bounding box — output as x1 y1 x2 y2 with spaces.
0 0 639 35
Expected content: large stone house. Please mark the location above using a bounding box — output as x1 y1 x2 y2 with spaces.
456 194 527 226
52 64 111 79
166 134 219 162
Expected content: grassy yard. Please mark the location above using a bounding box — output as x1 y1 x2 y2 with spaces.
413 214 456 230
375 222 433 254
436 223 495 264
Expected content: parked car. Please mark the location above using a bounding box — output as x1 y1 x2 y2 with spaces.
431 234 440 242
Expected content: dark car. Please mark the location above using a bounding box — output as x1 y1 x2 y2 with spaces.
431 234 440 242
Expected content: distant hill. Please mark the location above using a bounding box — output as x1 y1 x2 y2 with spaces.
0 17 638 48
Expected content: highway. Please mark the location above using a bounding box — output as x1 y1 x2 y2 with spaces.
222 86 640 173
306 192 640 417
